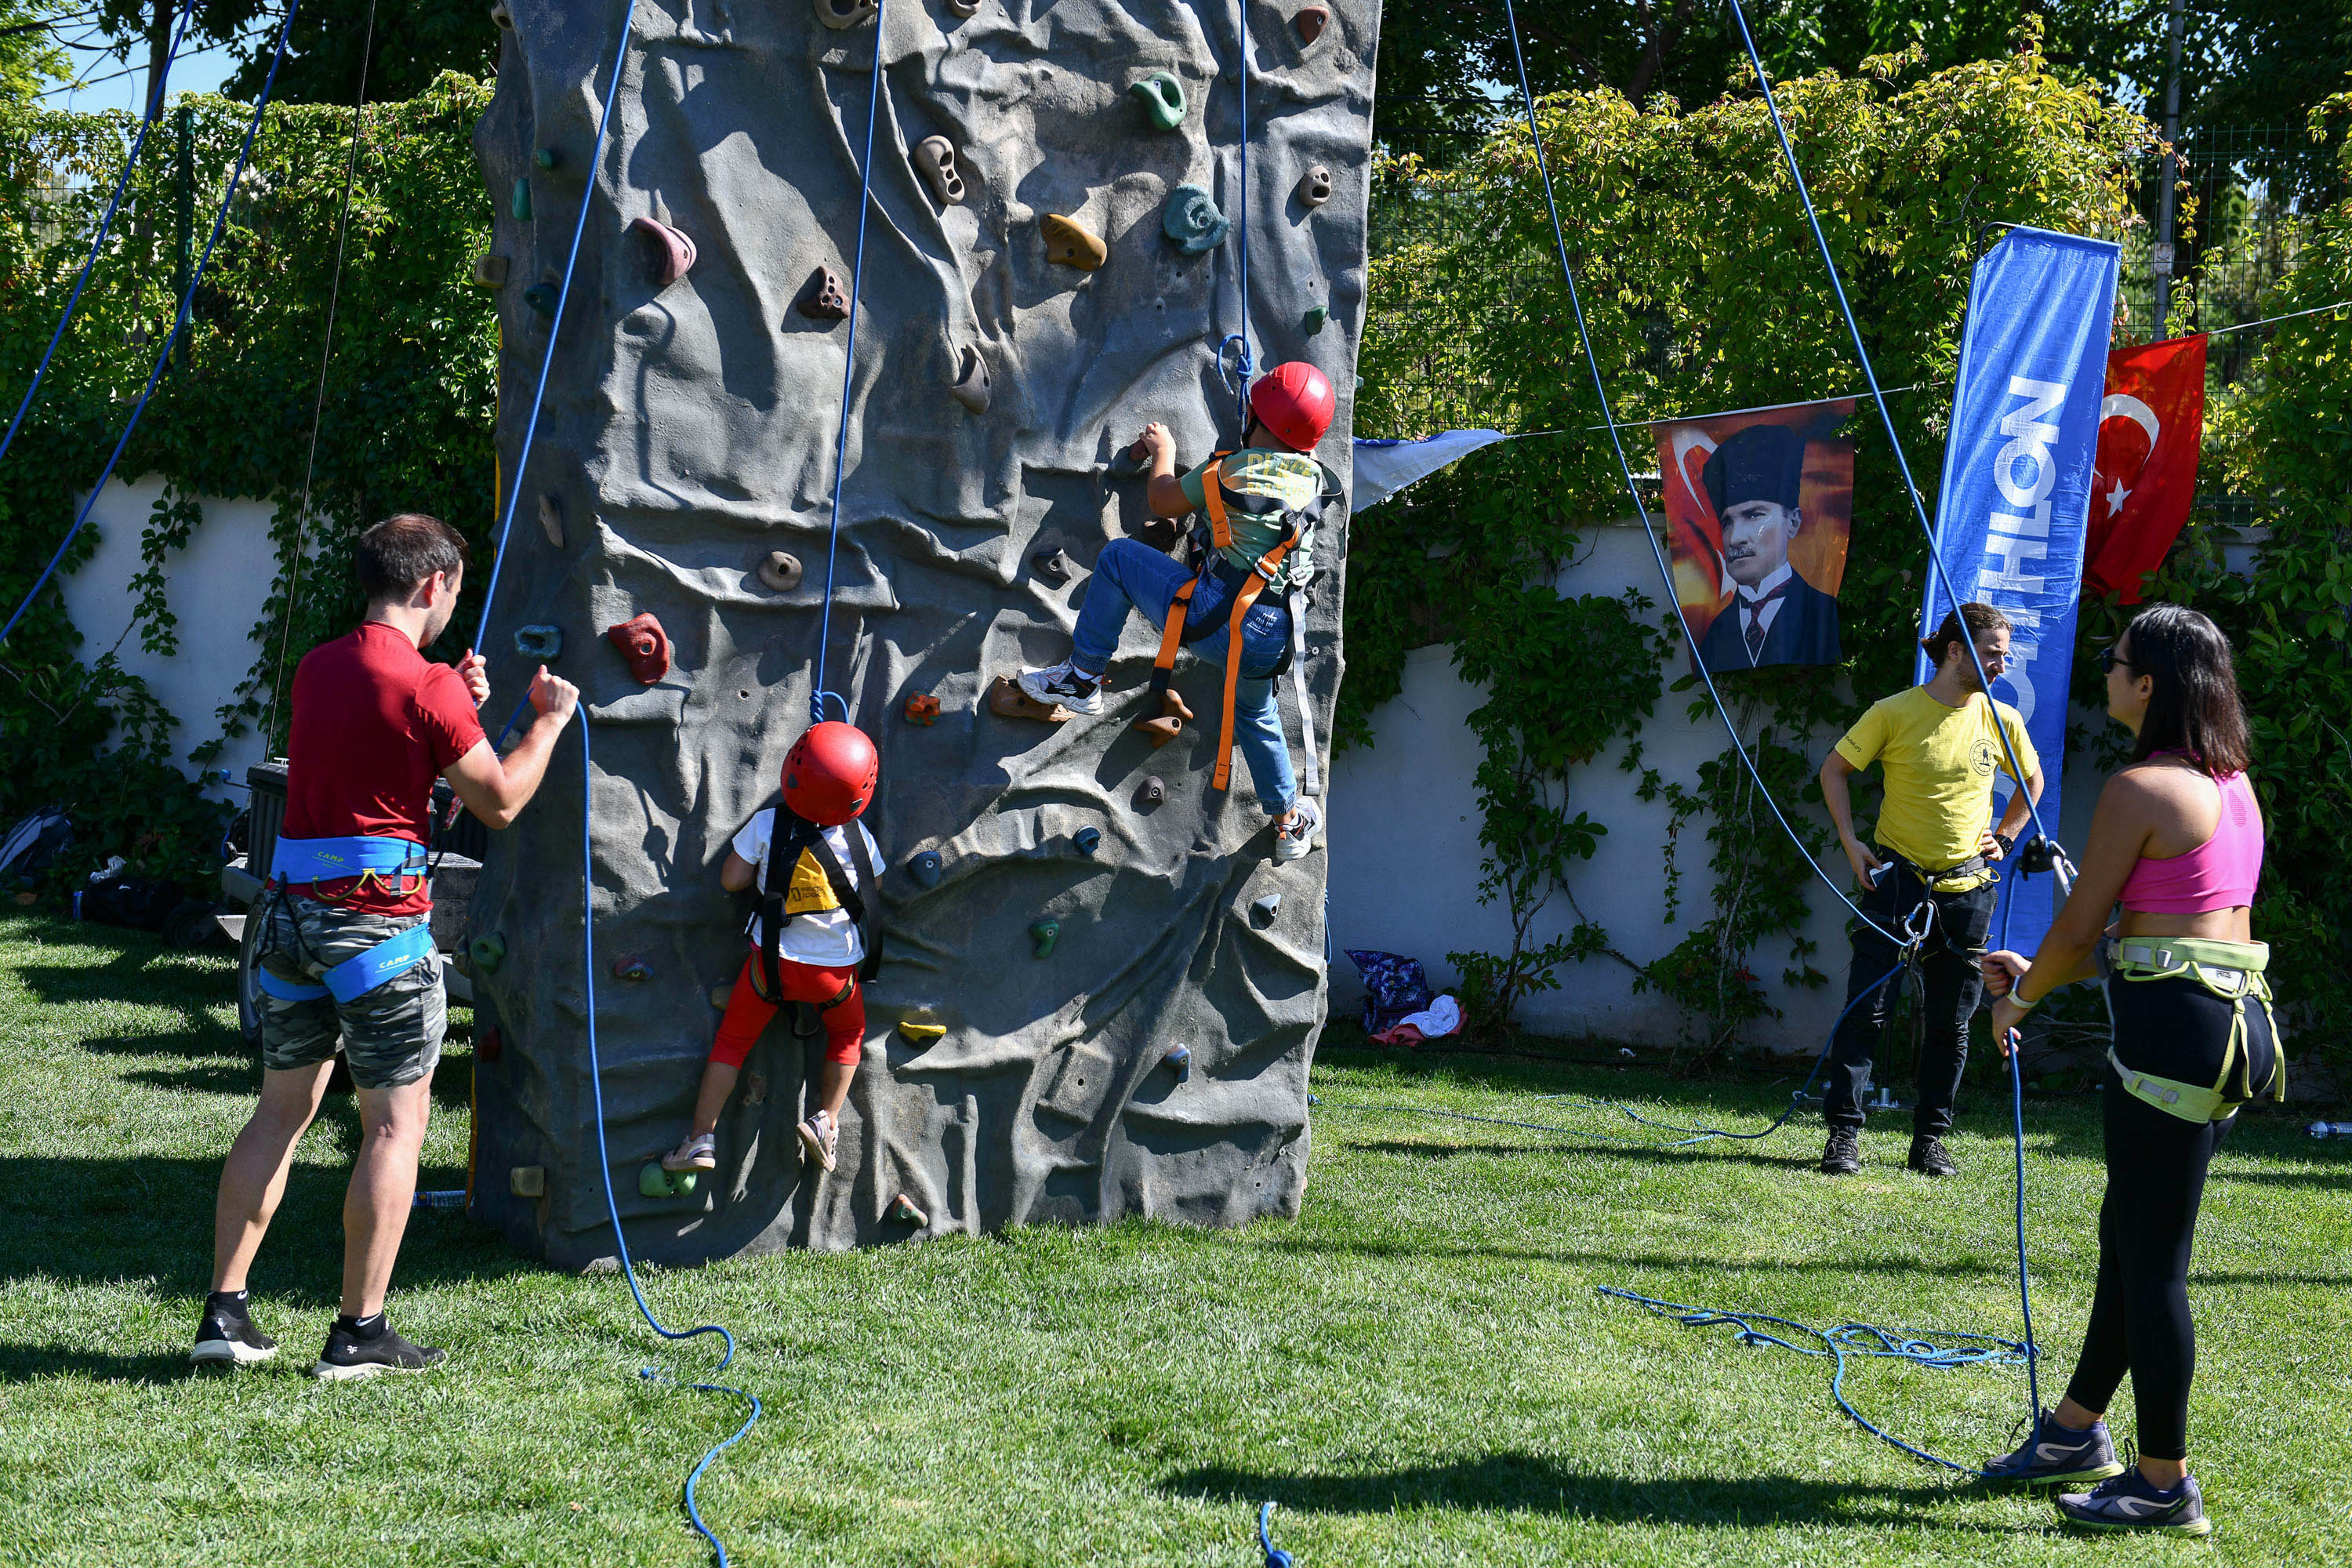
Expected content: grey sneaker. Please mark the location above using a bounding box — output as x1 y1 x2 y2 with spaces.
797 1109 839 1173
2056 1468 2210 1536
1018 659 1103 716
1981 1409 2127 1489
1272 797 1322 863
1908 1134 1958 1177
1819 1125 1861 1175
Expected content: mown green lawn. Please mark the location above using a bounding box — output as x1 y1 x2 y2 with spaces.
0 913 2345 1566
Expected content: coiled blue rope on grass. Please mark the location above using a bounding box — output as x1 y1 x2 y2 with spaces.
1258 1500 1292 1566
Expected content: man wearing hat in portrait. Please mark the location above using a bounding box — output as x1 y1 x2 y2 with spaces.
1693 422 1842 672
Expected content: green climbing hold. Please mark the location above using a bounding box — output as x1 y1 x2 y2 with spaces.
1302 304 1328 336
534 146 561 171
510 177 532 222
1130 71 1186 131
1163 184 1229 255
1030 918 1060 959
523 282 559 317
639 1163 699 1200
469 934 506 975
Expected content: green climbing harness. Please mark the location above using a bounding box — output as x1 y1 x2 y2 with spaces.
2103 935 2284 1123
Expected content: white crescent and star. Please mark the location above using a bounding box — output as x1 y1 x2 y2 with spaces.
2098 392 2161 517
1668 428 1733 594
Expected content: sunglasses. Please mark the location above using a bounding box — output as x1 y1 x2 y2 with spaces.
2098 649 2134 674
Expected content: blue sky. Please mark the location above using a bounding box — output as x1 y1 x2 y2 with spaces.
38 15 251 118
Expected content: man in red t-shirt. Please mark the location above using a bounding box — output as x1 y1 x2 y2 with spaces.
194 514 579 1380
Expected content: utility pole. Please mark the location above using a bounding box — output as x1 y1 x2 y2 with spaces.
143 0 175 123
2152 0 2185 332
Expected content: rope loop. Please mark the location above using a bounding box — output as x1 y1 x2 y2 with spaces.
1216 332 1254 429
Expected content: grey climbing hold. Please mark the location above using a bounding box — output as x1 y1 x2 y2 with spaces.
1129 71 1185 131
1250 892 1281 927
510 177 532 222
798 265 849 320
815 0 878 27
538 493 564 546
514 625 563 660
710 984 733 1009
1032 547 1071 586
944 0 979 14
509 1165 546 1197
951 344 992 414
909 851 943 888
489 1 512 26
1302 304 1328 336
1074 826 1101 857
1137 776 1165 808
470 253 509 288
1162 184 1229 255
1030 918 1060 958
757 550 803 591
1164 1044 1192 1082
470 934 506 975
1297 165 1332 208
913 136 967 206
630 216 697 288
534 146 562 171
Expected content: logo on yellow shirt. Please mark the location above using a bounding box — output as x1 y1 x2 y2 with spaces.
1970 739 1996 778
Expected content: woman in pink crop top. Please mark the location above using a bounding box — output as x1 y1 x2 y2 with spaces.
1973 604 2281 1535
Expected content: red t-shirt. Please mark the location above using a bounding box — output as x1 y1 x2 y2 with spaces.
281 622 487 916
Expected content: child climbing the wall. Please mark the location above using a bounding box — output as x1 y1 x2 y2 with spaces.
662 722 882 1178
1020 360 1341 862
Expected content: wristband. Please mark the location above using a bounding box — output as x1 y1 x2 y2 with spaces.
2008 985 2045 1012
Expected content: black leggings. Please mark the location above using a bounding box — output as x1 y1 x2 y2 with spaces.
2063 971 2276 1461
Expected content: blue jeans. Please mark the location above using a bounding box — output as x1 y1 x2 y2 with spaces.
1071 539 1296 814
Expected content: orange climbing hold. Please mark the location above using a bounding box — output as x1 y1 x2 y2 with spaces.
904 692 941 725
1041 214 1107 271
1295 5 1329 42
989 675 1073 724
1133 688 1192 749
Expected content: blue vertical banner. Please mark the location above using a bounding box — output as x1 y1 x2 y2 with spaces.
1917 227 2118 954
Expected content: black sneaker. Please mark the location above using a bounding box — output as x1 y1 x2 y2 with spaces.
190 1299 277 1367
2056 1468 2211 1536
1981 1408 2127 1489
312 1319 445 1381
1907 1134 1958 1177
1819 1126 1861 1175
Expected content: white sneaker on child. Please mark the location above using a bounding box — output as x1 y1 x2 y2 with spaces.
1272 796 1322 862
662 1132 717 1171
1018 659 1104 716
797 1109 839 1173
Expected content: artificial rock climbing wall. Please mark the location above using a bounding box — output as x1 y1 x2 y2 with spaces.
463 0 1378 1267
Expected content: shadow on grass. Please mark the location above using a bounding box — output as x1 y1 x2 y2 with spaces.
1162 1456 2030 1533
1348 1136 1818 1170
0 1342 203 1384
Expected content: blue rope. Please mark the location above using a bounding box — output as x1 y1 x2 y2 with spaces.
471 0 642 653
1215 0 1253 429
1258 1500 1292 1566
1719 0 2052 849
0 2 297 650
0 7 192 481
808 0 887 727
579 720 760 1566
1494 0 1901 949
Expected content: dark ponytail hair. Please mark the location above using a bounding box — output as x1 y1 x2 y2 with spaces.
2124 603 2251 777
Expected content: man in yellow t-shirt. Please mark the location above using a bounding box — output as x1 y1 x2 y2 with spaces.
1814 602 2045 1178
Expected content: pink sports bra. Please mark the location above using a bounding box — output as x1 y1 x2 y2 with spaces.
2116 761 2263 913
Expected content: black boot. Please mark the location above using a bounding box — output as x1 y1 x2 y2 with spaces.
1908 1134 1958 1177
1819 1126 1862 1175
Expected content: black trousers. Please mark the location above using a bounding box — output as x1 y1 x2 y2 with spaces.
2062 970 2278 1461
1821 864 1995 1138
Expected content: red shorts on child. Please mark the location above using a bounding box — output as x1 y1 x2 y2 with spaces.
710 950 865 1068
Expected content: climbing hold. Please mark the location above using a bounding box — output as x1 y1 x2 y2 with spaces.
897 1020 947 1042
944 0 978 15
814 0 878 27
888 1192 929 1226
477 1025 503 1063
640 1162 699 1200
951 344 992 414
1296 165 1332 208
757 550 803 592
988 674 1072 724
1040 213 1107 271
1302 304 1328 336
797 264 850 320
604 612 672 684
1129 71 1186 131
470 253 509 288
523 281 559 317
1250 893 1282 927
470 934 506 974
534 146 562 171
509 1165 545 1198
908 850 943 887
612 955 653 983
1162 184 1229 255
1294 5 1329 42
630 215 697 288
538 493 564 547
1134 687 1192 749
510 177 532 222
514 624 563 660
1137 775 1165 808
913 136 966 206
1074 826 1102 856
903 692 941 726
489 1 512 26
1029 918 1060 959
710 984 733 1008
1164 1044 1192 1082
1032 547 1072 586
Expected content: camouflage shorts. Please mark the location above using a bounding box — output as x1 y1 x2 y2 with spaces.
256 892 445 1090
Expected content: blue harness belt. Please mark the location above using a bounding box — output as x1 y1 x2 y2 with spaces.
256 834 436 1004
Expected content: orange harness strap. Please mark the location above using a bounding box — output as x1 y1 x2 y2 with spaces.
1210 528 1299 793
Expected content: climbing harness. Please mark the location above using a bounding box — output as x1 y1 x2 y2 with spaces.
0 0 299 650
250 833 435 1003
753 800 884 1000
2102 936 2283 1122
579 724 759 1567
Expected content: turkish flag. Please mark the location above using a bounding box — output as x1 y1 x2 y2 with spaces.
2084 335 2206 604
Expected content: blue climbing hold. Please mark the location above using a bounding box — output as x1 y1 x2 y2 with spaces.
1074 826 1101 856
909 851 942 888
514 624 562 659
1164 1044 1192 1083
1162 184 1229 255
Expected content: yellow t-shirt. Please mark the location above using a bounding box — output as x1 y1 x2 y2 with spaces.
1833 687 2038 891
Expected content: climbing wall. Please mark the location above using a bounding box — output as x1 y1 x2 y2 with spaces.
463 0 1379 1266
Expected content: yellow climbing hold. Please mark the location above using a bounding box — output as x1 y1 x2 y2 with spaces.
898 1020 947 1042
1041 214 1107 271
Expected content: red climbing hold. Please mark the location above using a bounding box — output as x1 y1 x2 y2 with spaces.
1250 361 1338 452
798 265 850 320
783 722 879 826
631 216 697 288
1294 5 1329 42
604 613 671 683
1134 688 1192 748
904 692 941 726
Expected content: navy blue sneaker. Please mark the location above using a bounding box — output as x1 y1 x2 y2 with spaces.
2056 1469 2211 1536
1981 1409 2126 1488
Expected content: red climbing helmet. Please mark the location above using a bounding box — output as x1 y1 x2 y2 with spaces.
1248 361 1337 452
781 722 877 826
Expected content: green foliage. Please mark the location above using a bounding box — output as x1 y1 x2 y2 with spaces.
1352 42 2147 1039
0 76 495 895
0 1 72 101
